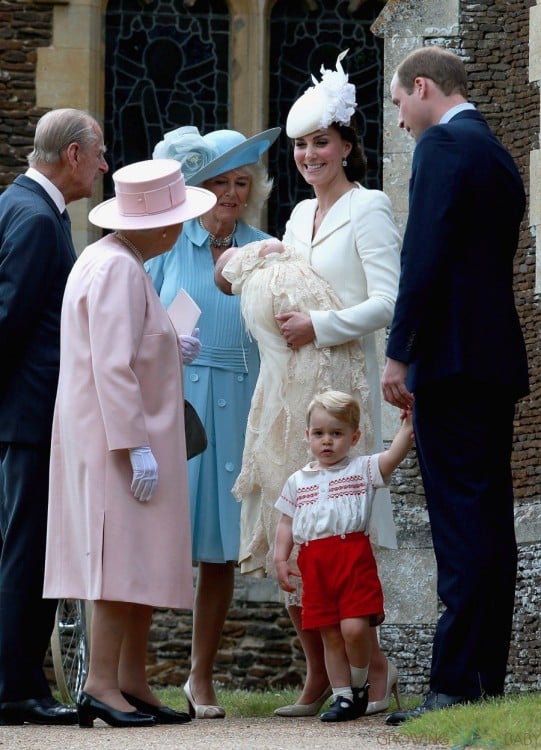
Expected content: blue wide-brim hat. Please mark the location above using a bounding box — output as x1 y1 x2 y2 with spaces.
152 126 281 186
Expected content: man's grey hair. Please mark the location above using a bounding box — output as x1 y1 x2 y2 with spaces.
27 108 100 167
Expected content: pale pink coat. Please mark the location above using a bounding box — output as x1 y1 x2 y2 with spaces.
43 235 193 609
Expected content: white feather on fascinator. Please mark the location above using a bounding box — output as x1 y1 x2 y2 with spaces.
286 50 357 138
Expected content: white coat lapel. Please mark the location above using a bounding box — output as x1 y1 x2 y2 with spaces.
312 189 353 245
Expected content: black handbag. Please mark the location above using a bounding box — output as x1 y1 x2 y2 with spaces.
184 400 207 460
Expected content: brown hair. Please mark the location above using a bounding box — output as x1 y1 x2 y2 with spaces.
331 118 367 183
395 46 468 98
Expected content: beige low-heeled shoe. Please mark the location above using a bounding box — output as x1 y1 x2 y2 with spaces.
274 686 332 717
183 680 225 719
365 660 401 715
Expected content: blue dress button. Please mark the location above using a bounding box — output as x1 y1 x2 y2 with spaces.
236 374 244 382
189 372 199 382
225 462 234 472
217 398 226 407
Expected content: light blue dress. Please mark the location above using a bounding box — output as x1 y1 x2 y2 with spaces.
146 218 265 563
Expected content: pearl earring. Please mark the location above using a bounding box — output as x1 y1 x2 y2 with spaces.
162 231 167 238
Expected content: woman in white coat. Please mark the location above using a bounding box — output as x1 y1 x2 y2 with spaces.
43 159 215 728
216 51 401 717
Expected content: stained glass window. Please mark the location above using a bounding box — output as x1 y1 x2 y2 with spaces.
104 0 229 198
103 0 384 237
268 0 384 237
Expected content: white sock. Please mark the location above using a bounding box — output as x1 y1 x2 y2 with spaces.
332 686 353 702
350 665 369 689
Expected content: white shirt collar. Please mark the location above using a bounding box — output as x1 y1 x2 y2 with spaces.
25 167 66 214
302 456 352 473
439 102 476 124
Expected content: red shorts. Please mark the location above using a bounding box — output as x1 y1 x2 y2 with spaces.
297 532 384 631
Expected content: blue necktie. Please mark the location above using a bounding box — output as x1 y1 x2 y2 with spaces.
61 209 77 260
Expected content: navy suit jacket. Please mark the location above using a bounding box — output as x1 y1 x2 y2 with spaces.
386 110 529 399
0 175 76 444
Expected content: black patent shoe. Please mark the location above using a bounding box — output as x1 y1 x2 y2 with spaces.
320 689 367 723
0 696 78 725
352 682 369 716
122 691 191 724
385 691 472 726
77 691 156 728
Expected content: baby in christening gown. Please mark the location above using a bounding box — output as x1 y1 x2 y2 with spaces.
221 239 374 578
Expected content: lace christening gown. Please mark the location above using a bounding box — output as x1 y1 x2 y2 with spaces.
223 243 373 577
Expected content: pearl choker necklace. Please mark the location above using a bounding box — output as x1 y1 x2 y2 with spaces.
114 231 145 264
199 218 236 248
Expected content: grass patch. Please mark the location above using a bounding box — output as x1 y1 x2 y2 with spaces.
156 688 540 747
397 693 541 749
62 686 540 746
157 686 314 718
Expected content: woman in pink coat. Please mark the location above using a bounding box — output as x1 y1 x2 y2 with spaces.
43 159 215 728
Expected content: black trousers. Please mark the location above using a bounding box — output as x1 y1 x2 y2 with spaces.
413 376 517 698
0 443 58 701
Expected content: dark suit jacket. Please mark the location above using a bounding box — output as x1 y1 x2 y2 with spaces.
0 175 76 444
386 109 529 399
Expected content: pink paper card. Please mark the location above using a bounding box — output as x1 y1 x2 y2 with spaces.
167 288 201 336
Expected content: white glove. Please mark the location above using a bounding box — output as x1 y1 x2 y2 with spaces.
179 327 201 364
129 446 158 502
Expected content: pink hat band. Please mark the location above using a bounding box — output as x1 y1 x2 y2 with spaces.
88 158 217 230
115 172 186 216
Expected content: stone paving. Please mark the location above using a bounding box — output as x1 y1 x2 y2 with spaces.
0 714 452 750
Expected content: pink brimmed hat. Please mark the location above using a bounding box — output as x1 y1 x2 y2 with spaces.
88 158 216 230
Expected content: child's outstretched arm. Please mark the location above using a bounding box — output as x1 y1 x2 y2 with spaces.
274 514 298 593
378 409 414 482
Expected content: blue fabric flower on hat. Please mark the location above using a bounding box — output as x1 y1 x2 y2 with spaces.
152 126 219 184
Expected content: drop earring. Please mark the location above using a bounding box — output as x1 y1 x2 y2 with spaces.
342 158 347 167
162 231 167 238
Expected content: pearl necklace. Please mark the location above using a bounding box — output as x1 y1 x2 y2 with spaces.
114 231 145 264
199 217 236 248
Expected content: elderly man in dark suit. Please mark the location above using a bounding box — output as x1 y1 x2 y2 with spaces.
0 108 108 725
381 46 529 724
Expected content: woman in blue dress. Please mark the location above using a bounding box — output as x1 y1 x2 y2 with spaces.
146 125 279 718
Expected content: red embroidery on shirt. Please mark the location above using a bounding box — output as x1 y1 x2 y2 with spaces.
279 493 297 508
328 475 367 498
296 484 319 507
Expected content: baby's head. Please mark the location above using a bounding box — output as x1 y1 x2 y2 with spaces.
306 390 360 430
258 237 284 258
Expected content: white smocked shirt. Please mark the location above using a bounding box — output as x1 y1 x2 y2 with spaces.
274 454 388 545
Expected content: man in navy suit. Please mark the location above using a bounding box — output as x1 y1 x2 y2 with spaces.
0 108 108 724
381 47 529 723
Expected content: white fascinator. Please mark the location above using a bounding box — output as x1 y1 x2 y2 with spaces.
286 50 357 139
